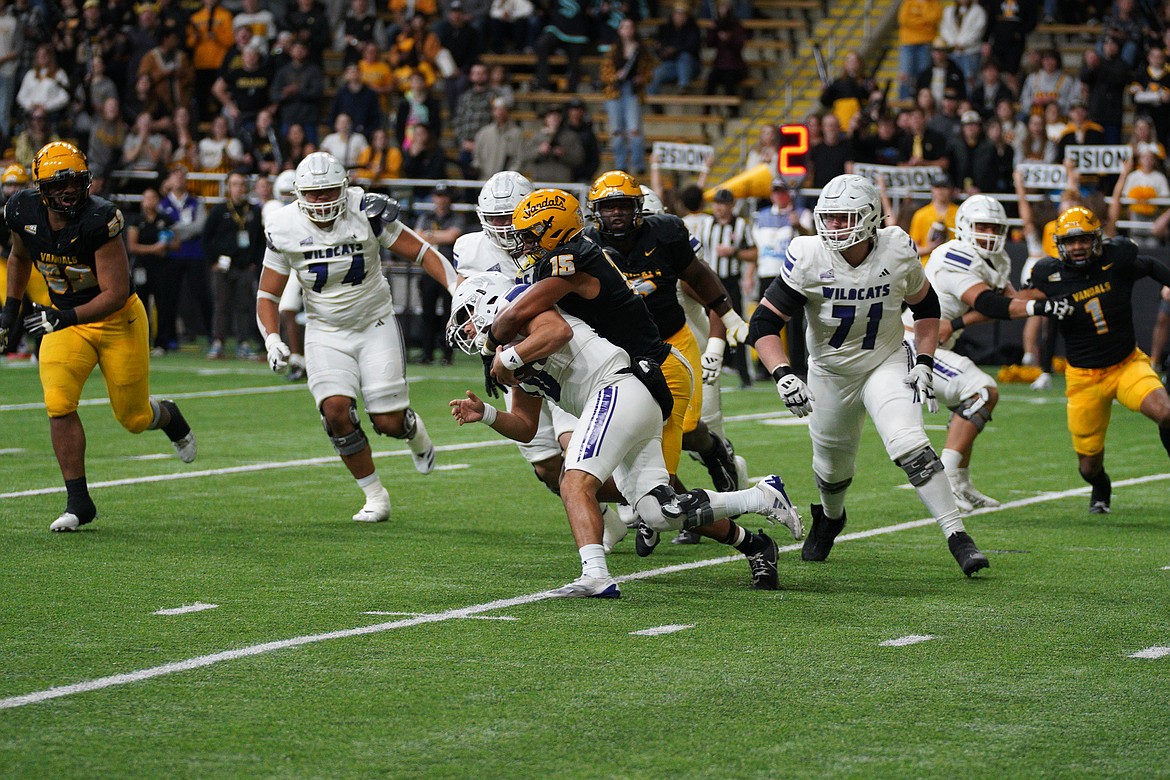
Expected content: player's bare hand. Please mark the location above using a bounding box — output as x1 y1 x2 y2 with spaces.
449 390 485 425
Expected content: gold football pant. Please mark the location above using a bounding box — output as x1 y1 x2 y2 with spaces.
660 325 702 474
1065 348 1165 457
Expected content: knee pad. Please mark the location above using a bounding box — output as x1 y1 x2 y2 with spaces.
814 473 853 495
635 484 714 532
373 407 418 439
949 387 994 432
896 445 944 487
322 403 368 456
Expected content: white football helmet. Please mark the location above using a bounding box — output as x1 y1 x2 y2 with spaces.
640 185 666 216
954 194 1008 258
274 169 297 202
477 171 534 254
447 272 514 355
813 174 882 251
295 152 348 224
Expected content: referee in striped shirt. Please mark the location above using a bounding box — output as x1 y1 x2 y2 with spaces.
696 188 757 387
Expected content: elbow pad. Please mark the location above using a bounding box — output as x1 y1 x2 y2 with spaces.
908 285 941 320
972 289 1014 320
747 304 786 346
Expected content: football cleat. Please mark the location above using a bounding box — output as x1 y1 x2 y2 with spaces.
549 574 621 598
734 455 749 491
951 483 1001 513
408 416 435 475
802 504 846 561
698 435 737 492
746 531 779 590
171 432 197 464
601 504 627 553
672 528 702 545
353 489 391 523
49 511 92 532
1089 500 1111 515
755 475 804 540
947 530 989 576
1089 477 1111 515
634 521 659 557
159 400 197 463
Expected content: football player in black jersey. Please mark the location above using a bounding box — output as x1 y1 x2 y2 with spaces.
0 142 196 532
1028 206 1170 514
486 188 791 590
584 171 749 533
0 163 52 358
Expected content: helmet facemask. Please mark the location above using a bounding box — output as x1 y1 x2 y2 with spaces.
813 174 881 252
592 196 642 238
39 171 92 217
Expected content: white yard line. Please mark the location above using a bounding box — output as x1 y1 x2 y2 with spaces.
2 472 1167 711
154 603 219 616
880 635 935 647
363 611 517 621
1128 647 1170 660
630 624 694 636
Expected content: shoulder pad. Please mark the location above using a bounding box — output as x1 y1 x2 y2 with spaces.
1104 236 1138 262
361 192 400 224
646 213 689 242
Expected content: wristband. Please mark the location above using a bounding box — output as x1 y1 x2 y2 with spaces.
480 403 498 426
1026 300 1037 316
915 354 935 370
264 332 283 349
770 365 794 382
706 293 730 312
704 336 727 355
499 345 524 370
949 316 965 332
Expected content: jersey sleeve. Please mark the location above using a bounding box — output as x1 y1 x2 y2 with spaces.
929 245 985 299
86 200 124 244
376 217 405 249
653 215 699 274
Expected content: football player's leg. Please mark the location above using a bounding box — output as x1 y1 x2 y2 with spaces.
659 348 695 476
39 325 100 530
1065 362 1114 512
360 316 434 474
550 469 620 598
933 351 999 509
1121 351 1170 458
800 370 865 561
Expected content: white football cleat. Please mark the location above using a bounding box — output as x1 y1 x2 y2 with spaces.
755 475 804 540
601 504 627 553
549 574 620 598
352 489 391 523
734 455 749 491
49 512 83 532
408 416 435 475
172 432 197 464
953 484 1000 512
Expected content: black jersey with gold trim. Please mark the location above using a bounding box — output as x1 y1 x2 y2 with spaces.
584 214 696 338
3 189 127 310
1030 237 1170 369
531 233 670 364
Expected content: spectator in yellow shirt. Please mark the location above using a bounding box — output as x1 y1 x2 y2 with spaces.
187 0 235 121
909 172 957 261
898 0 942 100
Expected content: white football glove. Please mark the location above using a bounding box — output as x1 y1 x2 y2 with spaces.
1030 371 1052 391
904 361 939 413
720 310 749 347
775 370 814 417
1027 297 1075 319
701 337 725 385
264 333 291 372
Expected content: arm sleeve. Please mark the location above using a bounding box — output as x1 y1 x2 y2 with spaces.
1137 252 1170 287
762 275 807 317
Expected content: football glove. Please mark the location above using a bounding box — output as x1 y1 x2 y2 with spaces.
264 332 291 372
0 297 20 352
720 310 749 347
774 370 814 417
23 303 77 337
904 359 938 413
701 337 725 385
481 352 504 399
1028 297 1074 319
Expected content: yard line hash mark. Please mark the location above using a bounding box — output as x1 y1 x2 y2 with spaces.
1128 647 1170 660
1 473 1167 711
630 624 694 636
154 603 219 616
880 635 935 647
363 611 517 621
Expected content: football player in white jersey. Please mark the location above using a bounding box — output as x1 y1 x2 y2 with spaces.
264 169 308 381
912 195 1073 512
256 152 457 523
447 274 804 596
747 173 990 577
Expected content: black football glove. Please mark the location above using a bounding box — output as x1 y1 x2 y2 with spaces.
0 297 21 352
23 303 78 337
481 352 504 399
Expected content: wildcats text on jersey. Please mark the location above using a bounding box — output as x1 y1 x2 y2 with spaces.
823 284 891 301
304 242 362 260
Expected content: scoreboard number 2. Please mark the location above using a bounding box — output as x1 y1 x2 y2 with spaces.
778 124 808 177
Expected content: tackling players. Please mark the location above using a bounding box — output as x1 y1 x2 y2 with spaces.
256 152 456 523
0 142 197 531
1027 207 1170 514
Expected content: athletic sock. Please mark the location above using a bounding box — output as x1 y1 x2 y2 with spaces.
721 522 748 549
64 477 97 523
159 400 191 442
1084 469 1111 503
1160 426 1170 459
820 490 846 520
703 485 758 519
356 472 386 501
940 448 963 478
579 543 609 578
733 527 768 555
914 472 966 537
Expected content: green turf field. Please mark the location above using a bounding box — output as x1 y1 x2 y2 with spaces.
2 351 1168 778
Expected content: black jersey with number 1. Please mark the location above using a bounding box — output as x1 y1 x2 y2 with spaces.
531 234 671 364
1029 237 1170 369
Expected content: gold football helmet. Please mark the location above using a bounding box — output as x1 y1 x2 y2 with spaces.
1052 206 1102 268
511 189 584 271
588 170 643 237
2 163 29 188
33 142 92 216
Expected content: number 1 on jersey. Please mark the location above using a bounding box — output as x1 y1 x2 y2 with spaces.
828 302 882 350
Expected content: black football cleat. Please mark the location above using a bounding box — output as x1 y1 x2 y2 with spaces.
801 504 846 561
634 522 660 557
672 528 702 545
698 435 738 492
745 531 779 590
947 531 990 577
